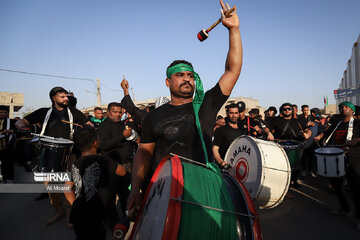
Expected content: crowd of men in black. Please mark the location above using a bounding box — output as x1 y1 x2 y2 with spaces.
1 83 360 238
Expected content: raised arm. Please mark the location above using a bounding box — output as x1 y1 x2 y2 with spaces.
218 0 243 96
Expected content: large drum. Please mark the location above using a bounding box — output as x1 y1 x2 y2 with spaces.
33 137 73 172
130 155 262 240
278 140 303 170
225 136 291 209
315 147 345 177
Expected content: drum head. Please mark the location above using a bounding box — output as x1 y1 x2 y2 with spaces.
40 137 73 145
315 147 344 155
131 156 183 240
224 136 263 199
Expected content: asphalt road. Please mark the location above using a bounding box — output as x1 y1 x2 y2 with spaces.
1 165 359 240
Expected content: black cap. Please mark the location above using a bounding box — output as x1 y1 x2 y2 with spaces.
311 108 321 117
249 108 259 115
268 106 277 115
237 101 246 112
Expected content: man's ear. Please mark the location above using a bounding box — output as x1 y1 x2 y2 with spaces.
165 78 170 87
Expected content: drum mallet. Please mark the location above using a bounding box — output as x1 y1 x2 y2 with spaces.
197 6 235 42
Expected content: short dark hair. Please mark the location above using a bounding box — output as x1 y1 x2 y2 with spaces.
73 126 98 153
166 60 193 75
301 105 309 110
107 102 122 111
94 107 103 112
291 104 298 109
0 105 9 111
49 87 68 103
225 103 239 112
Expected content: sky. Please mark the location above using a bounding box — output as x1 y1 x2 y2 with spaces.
0 0 359 115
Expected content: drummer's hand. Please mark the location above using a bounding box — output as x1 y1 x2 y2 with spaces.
347 138 360 147
267 132 275 141
220 0 239 30
1 129 13 134
126 189 142 220
123 126 132 138
254 125 261 133
313 136 321 143
307 121 315 127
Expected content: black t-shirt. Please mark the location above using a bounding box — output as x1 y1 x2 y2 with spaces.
270 116 305 141
140 83 228 170
213 124 244 159
25 107 88 139
323 118 360 145
237 116 259 136
70 154 118 225
97 118 137 164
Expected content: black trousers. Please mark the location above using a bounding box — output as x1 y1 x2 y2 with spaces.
347 167 360 220
329 177 350 212
0 149 14 180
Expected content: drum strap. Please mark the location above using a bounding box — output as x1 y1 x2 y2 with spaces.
40 107 74 139
247 116 250 135
346 117 354 142
324 120 342 146
5 118 14 143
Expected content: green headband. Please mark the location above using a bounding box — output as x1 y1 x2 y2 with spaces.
166 63 195 78
339 101 355 112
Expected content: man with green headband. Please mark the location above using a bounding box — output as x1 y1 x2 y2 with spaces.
314 101 360 230
127 0 243 214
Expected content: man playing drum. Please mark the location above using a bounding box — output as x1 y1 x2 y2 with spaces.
127 0 243 215
15 87 92 227
314 101 360 231
269 102 311 188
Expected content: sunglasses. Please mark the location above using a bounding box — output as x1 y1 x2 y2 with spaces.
283 108 292 111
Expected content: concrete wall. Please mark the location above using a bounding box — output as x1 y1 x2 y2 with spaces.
0 92 24 118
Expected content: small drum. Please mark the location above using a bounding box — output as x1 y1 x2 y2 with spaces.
278 140 303 170
130 155 262 240
0 134 7 151
33 137 73 172
315 147 345 177
225 136 291 209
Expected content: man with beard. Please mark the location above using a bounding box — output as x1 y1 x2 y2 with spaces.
15 87 91 227
127 0 243 214
270 102 311 187
314 101 360 230
212 103 243 169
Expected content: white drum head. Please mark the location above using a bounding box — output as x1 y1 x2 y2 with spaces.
225 136 263 198
315 147 344 155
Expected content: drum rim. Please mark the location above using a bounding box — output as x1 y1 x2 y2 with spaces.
315 147 344 155
131 155 183 240
39 137 73 144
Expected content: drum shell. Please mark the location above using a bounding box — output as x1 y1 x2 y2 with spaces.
131 156 262 240
225 136 291 209
315 147 345 177
34 139 73 172
278 141 302 170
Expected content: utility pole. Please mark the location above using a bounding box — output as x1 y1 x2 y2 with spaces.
97 79 101 107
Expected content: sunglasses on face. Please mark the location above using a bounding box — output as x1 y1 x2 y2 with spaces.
283 108 292 111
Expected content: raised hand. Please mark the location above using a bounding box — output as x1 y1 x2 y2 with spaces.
220 0 239 30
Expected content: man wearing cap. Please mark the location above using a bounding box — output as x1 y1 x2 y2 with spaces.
127 0 243 213
15 87 91 226
314 101 360 229
265 106 277 127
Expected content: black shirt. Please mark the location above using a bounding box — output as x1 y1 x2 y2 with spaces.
270 116 305 141
323 118 360 145
97 118 137 164
141 83 228 170
25 107 88 139
213 124 244 159
70 154 118 226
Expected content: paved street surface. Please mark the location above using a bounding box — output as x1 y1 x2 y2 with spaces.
1 165 359 240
